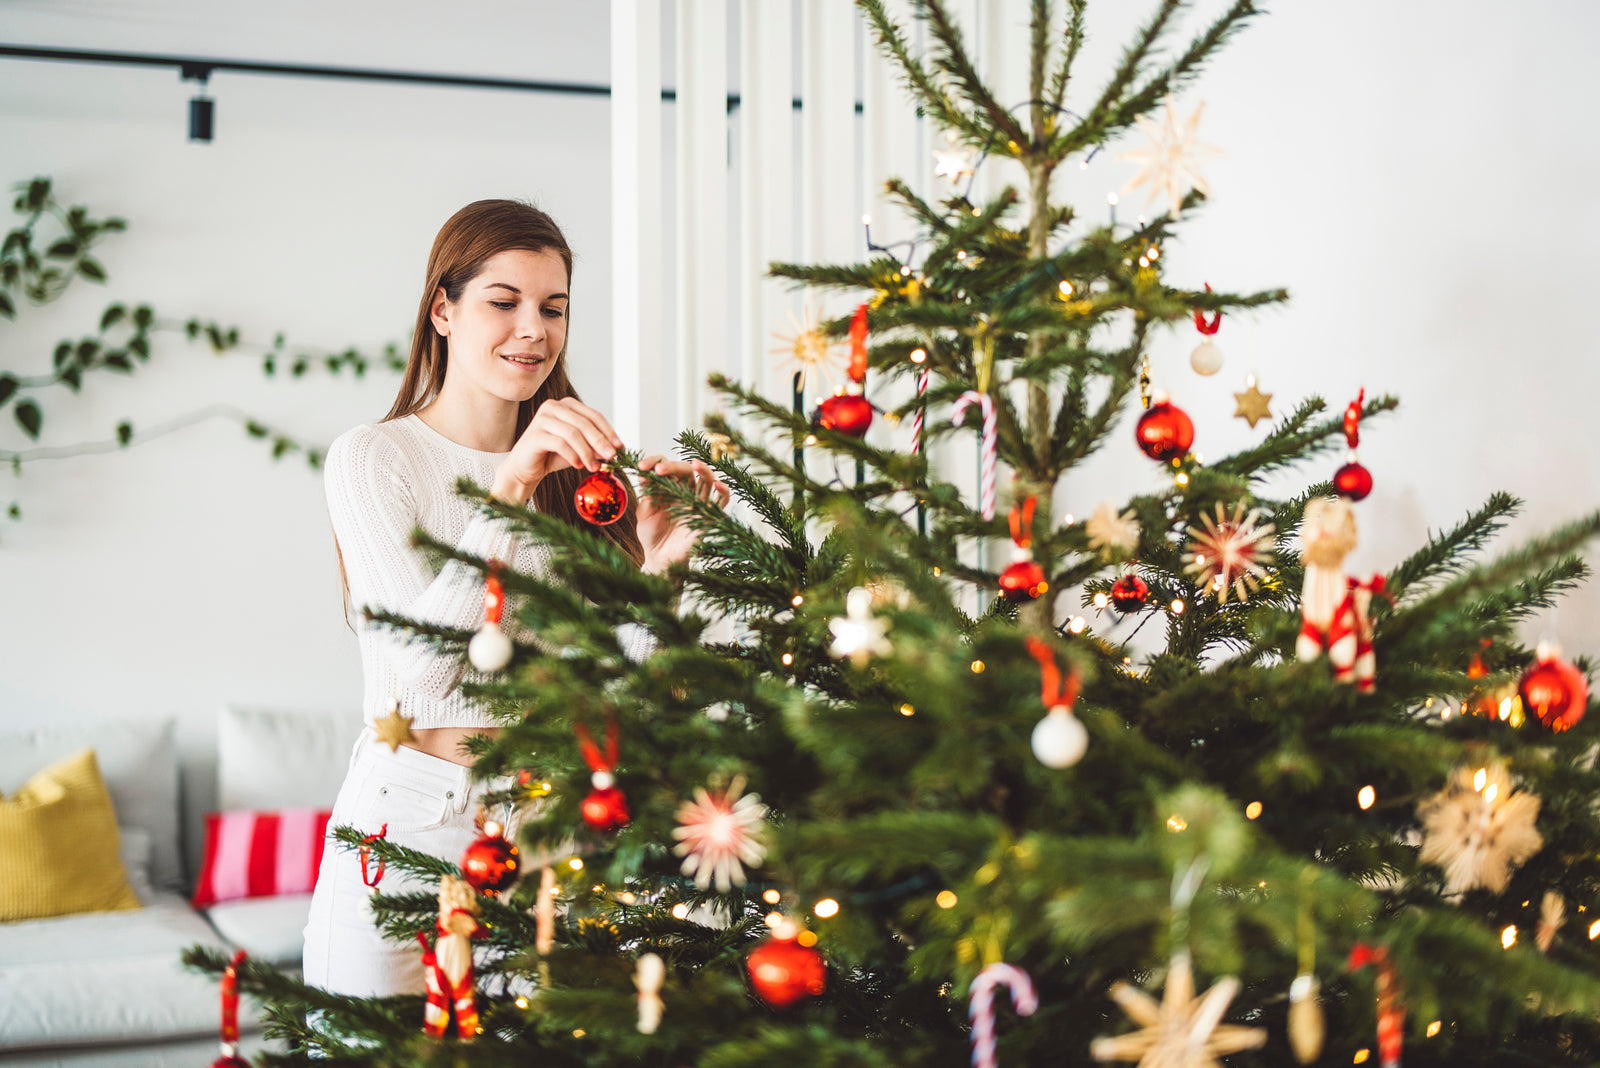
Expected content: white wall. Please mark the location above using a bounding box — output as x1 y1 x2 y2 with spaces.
1 0 1596 808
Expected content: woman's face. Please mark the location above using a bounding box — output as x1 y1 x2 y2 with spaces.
430 247 569 404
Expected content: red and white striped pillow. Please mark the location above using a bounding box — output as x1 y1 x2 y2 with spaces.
191 808 332 908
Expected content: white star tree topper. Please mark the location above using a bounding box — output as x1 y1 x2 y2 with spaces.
1116 96 1223 218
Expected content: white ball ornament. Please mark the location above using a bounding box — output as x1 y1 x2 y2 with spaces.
1031 706 1088 768
468 621 513 672
1189 339 1223 376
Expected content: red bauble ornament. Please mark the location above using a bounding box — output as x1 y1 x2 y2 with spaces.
1135 396 1194 462
574 468 629 525
1519 644 1589 732
1109 572 1149 613
460 829 520 893
814 393 873 438
1334 461 1373 501
581 785 630 831
998 556 1048 602
746 936 826 1008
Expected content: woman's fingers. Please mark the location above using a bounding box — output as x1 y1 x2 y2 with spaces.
537 404 619 470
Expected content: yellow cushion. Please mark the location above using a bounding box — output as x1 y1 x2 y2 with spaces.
0 748 141 922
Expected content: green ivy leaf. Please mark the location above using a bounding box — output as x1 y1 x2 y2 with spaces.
0 290 12 319
52 342 71 369
132 305 153 329
75 339 97 362
225 326 239 346
45 239 78 259
129 335 149 359
76 258 106 282
15 399 41 439
0 374 16 406
205 323 225 351
103 353 132 372
263 357 275 376
6 502 18 520
244 421 268 438
61 367 81 392
101 217 126 233
271 437 293 459
185 318 200 340
115 421 133 446
291 359 308 377
1 230 25 256
306 450 323 470
99 304 125 330
24 178 49 212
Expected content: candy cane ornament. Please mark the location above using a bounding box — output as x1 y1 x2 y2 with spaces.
212 950 249 1067
952 391 998 521
1348 943 1403 1068
968 962 1038 1068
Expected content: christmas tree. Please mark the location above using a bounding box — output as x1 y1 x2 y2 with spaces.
191 2 1600 1064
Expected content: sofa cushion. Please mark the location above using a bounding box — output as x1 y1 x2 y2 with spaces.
0 748 141 922
218 706 361 811
192 808 332 907
205 894 314 969
0 892 254 1051
0 720 182 894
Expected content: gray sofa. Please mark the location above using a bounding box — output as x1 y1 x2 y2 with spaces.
0 708 360 1066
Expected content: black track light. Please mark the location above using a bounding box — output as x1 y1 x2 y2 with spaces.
181 62 213 142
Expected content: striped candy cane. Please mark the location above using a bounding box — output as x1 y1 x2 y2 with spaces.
911 369 929 454
1348 943 1403 1068
968 962 1038 1068
952 390 997 520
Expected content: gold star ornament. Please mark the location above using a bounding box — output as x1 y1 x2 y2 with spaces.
373 700 416 753
1091 953 1267 1068
1232 374 1273 429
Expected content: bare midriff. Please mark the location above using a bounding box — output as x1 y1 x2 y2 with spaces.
405 725 502 767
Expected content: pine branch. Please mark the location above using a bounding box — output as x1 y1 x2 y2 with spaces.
1048 0 1089 109
1385 492 1521 600
857 0 988 144
915 0 1030 147
1212 393 1397 480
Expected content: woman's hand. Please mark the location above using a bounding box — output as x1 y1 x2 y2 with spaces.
492 398 624 504
636 456 730 574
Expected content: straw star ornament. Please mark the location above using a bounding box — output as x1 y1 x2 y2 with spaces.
1117 97 1222 218
1091 952 1266 1067
672 775 769 892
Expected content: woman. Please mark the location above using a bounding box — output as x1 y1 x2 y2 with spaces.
304 199 727 996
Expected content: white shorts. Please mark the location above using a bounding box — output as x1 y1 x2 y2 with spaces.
301 729 498 996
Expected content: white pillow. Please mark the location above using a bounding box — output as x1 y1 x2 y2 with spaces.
218 706 362 812
118 825 156 904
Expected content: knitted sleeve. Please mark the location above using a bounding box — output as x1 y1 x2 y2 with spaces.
325 425 515 699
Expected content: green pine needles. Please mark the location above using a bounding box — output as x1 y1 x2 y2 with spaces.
190 2 1600 1064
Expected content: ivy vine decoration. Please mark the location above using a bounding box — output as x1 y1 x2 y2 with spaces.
1 177 404 535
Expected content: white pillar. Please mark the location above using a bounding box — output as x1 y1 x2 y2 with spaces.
675 0 729 435
609 0 663 449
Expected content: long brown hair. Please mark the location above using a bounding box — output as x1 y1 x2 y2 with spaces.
339 200 646 619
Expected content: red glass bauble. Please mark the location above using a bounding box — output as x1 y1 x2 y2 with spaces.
1519 650 1589 732
1135 401 1194 462
460 833 519 893
1109 572 1150 613
1333 461 1373 501
814 393 873 438
998 558 1048 602
574 469 629 526
580 785 630 831
746 936 826 1008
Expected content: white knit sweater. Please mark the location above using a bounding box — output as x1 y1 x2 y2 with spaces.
325 413 653 730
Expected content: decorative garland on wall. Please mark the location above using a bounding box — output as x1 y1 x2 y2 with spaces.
0 176 404 537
